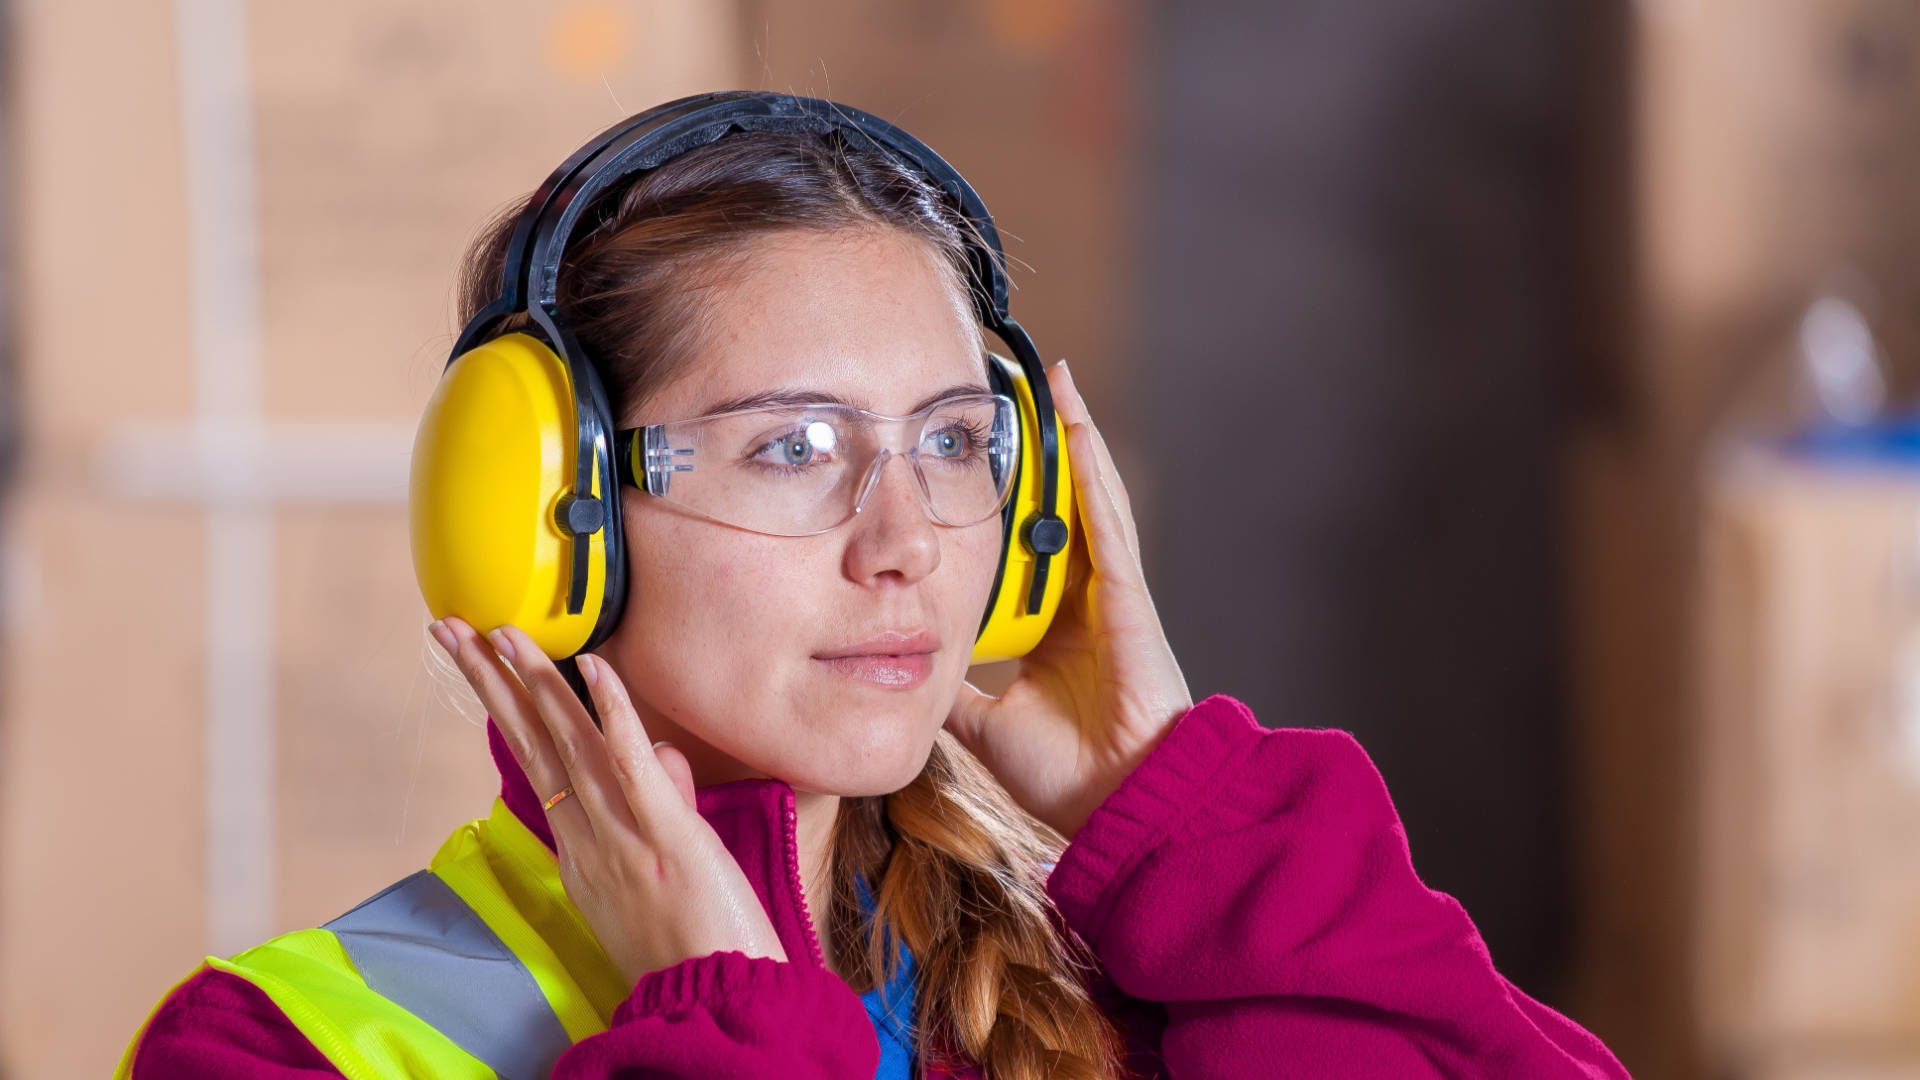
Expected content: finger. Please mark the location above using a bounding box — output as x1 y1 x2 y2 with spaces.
651 741 697 811
576 652 687 827
1060 513 1095 610
493 626 639 839
1063 368 1140 560
1047 360 1137 521
1047 361 1142 564
434 617 587 840
944 679 994 758
1061 417 1147 588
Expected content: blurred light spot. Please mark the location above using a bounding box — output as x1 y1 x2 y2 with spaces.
984 0 1077 57
1798 295 1886 426
546 3 632 82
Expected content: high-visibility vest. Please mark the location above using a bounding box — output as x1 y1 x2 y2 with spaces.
115 797 641 1080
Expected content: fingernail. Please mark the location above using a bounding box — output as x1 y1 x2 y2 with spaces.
651 740 673 751
429 620 455 655
580 654 599 687
487 628 516 663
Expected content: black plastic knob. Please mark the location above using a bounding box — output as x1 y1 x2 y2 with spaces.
1025 514 1068 555
556 494 606 535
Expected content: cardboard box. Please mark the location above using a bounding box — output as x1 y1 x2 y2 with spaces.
1696 449 1920 1075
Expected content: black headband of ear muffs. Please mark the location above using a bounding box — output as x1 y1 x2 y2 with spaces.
448 91 1068 624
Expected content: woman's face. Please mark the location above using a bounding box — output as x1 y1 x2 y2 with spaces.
596 226 1003 796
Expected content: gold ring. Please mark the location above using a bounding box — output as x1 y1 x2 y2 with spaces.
541 785 576 812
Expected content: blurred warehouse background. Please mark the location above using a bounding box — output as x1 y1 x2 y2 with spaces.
5 1 1920 1077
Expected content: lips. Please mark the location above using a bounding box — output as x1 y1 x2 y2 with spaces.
815 653 933 688
813 629 940 660
813 629 940 689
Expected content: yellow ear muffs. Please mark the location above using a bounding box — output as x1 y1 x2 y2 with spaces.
412 335 1068 664
418 97 1073 666
971 350 1076 664
410 332 613 660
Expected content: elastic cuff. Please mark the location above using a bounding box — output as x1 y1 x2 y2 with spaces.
614 949 846 1026
1044 693 1268 946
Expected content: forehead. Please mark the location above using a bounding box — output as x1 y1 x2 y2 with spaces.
637 227 988 423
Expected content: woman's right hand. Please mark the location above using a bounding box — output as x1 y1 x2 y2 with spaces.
429 616 789 988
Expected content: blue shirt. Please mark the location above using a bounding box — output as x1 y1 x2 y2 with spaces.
852 872 917 1079
850 860 1054 1078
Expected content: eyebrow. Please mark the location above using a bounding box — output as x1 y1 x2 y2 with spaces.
694 382 994 419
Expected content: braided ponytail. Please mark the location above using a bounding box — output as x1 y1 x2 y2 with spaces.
829 731 1128 1079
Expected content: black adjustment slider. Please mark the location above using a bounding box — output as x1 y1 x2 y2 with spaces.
555 493 606 536
1024 513 1068 555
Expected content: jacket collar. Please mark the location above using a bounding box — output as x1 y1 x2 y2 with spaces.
488 718 922 1067
488 716 827 968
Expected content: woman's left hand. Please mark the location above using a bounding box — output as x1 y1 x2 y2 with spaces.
944 359 1193 842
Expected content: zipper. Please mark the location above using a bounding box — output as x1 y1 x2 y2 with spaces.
779 789 829 969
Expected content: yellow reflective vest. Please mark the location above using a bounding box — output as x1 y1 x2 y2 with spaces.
114 797 637 1080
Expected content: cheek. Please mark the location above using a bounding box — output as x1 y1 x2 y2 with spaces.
936 520 1007 663
955 520 1005 610
617 507 811 701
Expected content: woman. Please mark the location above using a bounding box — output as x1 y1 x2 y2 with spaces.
115 104 1629 1079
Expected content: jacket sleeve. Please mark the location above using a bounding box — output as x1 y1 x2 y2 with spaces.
124 954 879 1080
551 948 881 1078
122 966 347 1080
1044 694 1630 1079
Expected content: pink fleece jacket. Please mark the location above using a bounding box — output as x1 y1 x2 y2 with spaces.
120 694 1629 1078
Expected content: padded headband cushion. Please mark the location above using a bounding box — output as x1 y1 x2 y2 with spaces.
509 92 1012 325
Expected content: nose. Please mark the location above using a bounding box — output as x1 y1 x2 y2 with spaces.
842 450 940 587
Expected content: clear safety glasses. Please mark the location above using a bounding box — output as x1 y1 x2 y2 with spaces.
614 392 1019 537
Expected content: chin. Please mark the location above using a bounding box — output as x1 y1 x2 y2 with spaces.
778 712 941 797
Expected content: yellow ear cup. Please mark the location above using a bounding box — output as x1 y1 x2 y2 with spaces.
410 332 608 659
971 352 1075 664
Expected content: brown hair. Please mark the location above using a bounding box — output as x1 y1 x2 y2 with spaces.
456 128 1128 1080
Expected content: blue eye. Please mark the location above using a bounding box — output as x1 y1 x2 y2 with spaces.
777 434 813 465
754 420 837 469
923 422 987 461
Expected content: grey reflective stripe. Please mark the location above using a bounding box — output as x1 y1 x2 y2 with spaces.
325 870 573 1080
